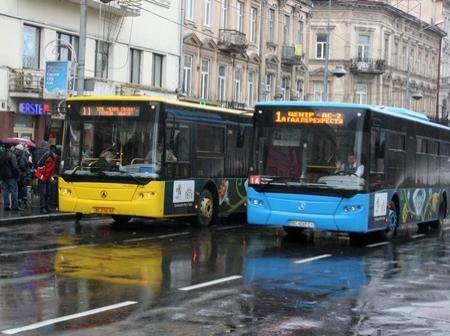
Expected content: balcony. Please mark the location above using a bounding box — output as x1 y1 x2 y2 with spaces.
281 45 304 65
218 29 248 54
66 0 142 16
9 69 44 98
350 58 386 75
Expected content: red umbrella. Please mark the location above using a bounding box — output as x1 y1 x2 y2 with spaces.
2 137 36 148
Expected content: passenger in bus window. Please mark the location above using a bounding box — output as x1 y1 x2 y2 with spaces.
336 151 364 177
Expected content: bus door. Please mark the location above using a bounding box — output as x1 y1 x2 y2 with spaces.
165 119 192 179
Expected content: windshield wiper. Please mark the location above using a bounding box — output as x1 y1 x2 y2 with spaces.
116 170 150 185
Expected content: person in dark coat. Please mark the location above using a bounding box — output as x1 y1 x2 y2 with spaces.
0 145 22 211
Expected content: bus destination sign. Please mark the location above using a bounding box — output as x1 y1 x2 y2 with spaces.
274 111 344 125
80 105 140 117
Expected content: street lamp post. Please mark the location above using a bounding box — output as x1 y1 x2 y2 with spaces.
76 0 87 96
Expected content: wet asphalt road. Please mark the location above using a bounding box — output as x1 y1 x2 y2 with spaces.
1 217 450 336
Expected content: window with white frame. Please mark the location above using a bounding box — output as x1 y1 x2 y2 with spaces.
250 7 257 43
201 58 209 99
57 32 78 61
247 71 255 106
237 1 244 33
23 25 40 69
297 20 304 44
316 33 328 59
283 15 290 45
355 83 368 104
220 0 228 29
281 77 290 100
152 53 164 88
358 35 369 62
130 48 142 84
218 64 227 102
313 82 324 101
203 0 211 27
95 40 109 79
268 9 275 42
185 0 194 20
183 55 192 95
295 79 302 99
266 73 274 100
234 68 242 102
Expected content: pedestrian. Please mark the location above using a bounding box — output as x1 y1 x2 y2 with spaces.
0 145 22 211
35 141 56 214
13 144 30 208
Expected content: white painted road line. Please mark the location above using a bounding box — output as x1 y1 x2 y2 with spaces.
366 242 390 248
293 254 332 264
0 244 97 257
124 232 190 243
411 234 425 239
179 275 242 291
215 225 243 231
1 301 138 335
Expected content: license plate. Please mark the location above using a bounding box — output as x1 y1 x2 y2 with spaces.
287 220 315 229
93 207 115 214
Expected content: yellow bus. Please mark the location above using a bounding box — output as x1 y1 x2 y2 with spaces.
59 96 252 226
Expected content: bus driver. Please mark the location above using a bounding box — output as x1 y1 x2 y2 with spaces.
335 151 364 177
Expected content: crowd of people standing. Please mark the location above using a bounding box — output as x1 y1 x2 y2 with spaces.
0 141 58 213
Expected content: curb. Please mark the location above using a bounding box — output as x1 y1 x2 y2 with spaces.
0 212 77 226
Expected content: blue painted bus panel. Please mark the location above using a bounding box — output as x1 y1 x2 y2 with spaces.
247 187 370 233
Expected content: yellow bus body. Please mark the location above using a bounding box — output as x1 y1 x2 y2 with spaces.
59 178 166 217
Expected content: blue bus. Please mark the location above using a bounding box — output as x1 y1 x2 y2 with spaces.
247 101 450 239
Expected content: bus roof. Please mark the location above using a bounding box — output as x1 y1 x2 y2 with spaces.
256 100 450 131
66 96 253 117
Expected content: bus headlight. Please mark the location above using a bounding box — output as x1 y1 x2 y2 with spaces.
249 198 264 206
59 187 72 196
138 192 156 199
343 205 362 213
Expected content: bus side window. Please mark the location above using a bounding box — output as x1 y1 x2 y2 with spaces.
369 127 385 191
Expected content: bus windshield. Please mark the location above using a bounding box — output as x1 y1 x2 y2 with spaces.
62 101 161 180
253 107 368 192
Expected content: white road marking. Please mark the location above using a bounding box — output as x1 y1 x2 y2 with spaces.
366 242 390 248
1 301 138 335
411 234 425 239
293 254 332 264
178 275 242 291
0 244 97 257
1 232 191 257
215 225 243 231
443 227 450 232
123 232 190 243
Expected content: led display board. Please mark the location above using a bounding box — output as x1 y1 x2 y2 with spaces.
274 111 344 125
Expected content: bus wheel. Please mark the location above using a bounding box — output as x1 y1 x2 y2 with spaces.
196 189 216 227
383 202 398 240
111 215 131 225
431 200 446 230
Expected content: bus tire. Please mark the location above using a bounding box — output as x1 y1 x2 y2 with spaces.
196 189 216 227
431 199 446 230
111 215 131 225
382 201 398 240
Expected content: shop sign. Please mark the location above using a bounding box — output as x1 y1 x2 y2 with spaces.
19 102 50 115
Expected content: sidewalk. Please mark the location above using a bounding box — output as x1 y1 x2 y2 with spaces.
0 192 75 226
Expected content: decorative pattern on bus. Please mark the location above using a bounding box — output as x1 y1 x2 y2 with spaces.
399 188 440 224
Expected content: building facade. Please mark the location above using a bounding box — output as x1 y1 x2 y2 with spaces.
308 0 444 118
0 0 181 146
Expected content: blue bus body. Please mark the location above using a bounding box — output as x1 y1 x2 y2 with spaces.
248 101 450 234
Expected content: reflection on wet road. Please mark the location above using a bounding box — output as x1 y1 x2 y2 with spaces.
0 218 450 335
